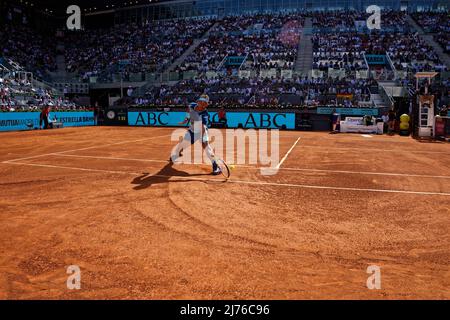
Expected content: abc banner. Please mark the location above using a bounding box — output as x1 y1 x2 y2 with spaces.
0 112 95 132
128 111 296 129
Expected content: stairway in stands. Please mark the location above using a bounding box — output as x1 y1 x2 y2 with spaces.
373 79 412 112
294 18 313 77
50 42 71 82
406 14 450 69
165 21 219 73
371 93 386 107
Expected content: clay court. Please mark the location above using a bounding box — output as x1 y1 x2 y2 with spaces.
0 126 449 299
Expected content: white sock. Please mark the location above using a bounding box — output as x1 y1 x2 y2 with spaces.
204 144 216 164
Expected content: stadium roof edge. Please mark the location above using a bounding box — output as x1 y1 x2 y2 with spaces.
6 0 178 14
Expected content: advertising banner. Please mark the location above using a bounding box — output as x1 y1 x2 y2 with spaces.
317 107 379 116
365 54 387 65
226 56 246 66
128 111 296 129
0 112 95 132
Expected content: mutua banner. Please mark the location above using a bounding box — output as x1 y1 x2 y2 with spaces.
128 111 296 129
0 112 95 132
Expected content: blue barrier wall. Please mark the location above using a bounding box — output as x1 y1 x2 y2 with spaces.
0 112 95 132
128 111 296 129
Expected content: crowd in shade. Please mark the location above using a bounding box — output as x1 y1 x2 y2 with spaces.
312 10 411 31
64 19 215 82
134 76 376 108
411 12 450 54
0 75 86 112
0 21 56 80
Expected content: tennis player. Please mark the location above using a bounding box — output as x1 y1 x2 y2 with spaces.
170 95 222 175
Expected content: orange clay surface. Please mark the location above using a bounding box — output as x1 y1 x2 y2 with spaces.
0 126 449 299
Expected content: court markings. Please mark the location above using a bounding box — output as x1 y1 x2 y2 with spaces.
34 153 450 180
275 167 450 180
276 137 301 169
5 160 450 197
53 153 169 163
5 161 144 176
1 132 172 164
297 145 450 154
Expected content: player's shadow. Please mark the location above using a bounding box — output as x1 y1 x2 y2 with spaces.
131 161 213 190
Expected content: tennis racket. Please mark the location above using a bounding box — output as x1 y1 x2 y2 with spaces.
215 158 231 179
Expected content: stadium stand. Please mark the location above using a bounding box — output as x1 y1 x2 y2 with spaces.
136 76 375 108
174 14 304 78
0 73 87 112
129 10 447 109
64 18 216 82
411 12 450 54
0 3 448 113
0 21 57 80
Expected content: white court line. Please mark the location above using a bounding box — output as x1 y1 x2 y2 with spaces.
276 167 450 180
5 161 143 175
6 161 450 197
299 145 450 155
43 154 450 180
54 133 171 155
276 137 301 169
2 132 171 164
228 179 450 197
52 153 169 163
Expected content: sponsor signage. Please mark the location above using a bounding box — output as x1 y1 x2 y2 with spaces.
226 56 246 66
128 111 296 129
317 107 379 116
0 112 95 132
104 108 128 126
365 54 387 65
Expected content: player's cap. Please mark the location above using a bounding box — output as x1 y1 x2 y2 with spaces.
189 102 197 109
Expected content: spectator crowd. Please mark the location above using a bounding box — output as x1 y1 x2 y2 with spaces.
135 75 375 108
1 8 448 111
0 75 88 112
0 21 56 80
412 12 450 54
64 19 215 82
